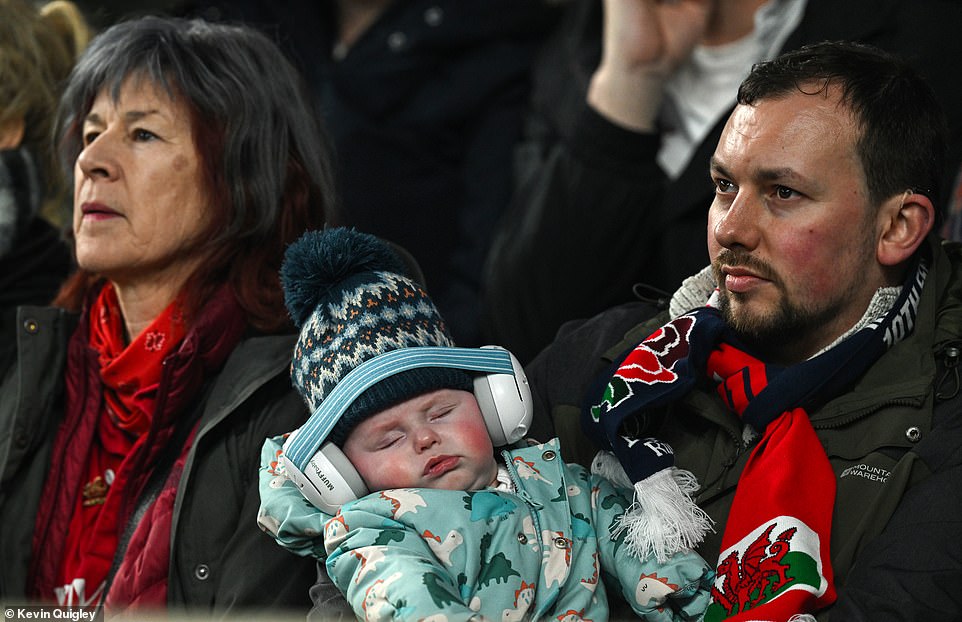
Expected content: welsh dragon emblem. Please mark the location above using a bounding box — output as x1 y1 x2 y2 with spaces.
711 523 798 616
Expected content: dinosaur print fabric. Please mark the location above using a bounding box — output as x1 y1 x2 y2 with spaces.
258 437 714 620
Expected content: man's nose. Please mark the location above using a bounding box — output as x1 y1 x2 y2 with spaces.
712 191 761 251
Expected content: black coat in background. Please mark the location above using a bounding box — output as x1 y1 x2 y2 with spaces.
310 0 559 346
0 147 71 378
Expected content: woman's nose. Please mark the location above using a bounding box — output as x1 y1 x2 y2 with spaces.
75 133 119 181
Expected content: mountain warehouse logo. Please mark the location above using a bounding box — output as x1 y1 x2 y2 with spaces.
705 516 828 621
840 463 890 483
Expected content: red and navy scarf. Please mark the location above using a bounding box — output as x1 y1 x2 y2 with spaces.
584 256 928 620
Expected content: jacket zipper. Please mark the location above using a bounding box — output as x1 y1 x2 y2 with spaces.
501 449 544 534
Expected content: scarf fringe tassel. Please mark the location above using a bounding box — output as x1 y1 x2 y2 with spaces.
592 450 714 563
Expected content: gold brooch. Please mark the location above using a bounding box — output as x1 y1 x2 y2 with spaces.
82 475 109 507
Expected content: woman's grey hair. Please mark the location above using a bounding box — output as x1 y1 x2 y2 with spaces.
55 15 336 241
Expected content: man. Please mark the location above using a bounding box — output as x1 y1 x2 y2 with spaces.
482 0 962 364
525 41 962 620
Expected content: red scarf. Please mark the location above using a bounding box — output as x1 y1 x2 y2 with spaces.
56 283 188 606
705 344 835 620
28 283 248 609
89 283 188 436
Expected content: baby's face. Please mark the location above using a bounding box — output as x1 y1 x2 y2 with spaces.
343 389 498 492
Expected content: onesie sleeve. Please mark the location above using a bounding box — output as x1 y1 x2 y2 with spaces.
590 473 714 620
256 434 330 559
327 491 491 622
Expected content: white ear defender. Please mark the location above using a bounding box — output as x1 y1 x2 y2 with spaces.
472 346 531 446
281 346 532 514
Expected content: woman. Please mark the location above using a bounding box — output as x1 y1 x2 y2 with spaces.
0 16 335 614
0 0 90 375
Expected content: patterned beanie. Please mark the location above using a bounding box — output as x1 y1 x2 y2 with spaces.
282 227 472 446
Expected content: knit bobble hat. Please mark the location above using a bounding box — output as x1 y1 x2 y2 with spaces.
282 227 472 447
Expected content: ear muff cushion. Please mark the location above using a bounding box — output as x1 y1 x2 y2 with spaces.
474 374 507 445
282 439 368 514
474 347 532 446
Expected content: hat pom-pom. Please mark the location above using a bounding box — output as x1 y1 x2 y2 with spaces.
281 227 409 327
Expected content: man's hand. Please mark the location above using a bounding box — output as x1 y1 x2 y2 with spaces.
588 0 713 132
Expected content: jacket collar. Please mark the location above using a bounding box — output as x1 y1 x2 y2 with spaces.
195 332 298 436
813 237 953 424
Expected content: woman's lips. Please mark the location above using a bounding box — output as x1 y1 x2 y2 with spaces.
424 455 459 477
80 202 121 221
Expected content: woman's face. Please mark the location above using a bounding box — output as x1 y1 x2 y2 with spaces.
73 76 212 289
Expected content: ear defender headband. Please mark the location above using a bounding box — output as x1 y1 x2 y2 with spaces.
281 346 532 513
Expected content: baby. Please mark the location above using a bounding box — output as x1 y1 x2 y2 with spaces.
258 227 713 621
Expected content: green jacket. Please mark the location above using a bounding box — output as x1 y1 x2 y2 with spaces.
259 436 713 621
525 238 962 619
0 305 318 614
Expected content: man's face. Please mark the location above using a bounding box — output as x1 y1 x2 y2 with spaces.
342 389 498 492
707 87 887 364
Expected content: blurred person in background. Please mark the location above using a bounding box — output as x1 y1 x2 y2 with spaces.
941 163 962 241
0 0 90 375
174 0 561 347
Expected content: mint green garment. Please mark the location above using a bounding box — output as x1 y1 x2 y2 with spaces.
258 436 713 621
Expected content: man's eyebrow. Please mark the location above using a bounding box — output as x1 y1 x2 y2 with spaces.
709 157 805 184
756 166 802 183
709 157 733 179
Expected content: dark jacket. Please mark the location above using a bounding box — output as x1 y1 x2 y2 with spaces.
481 0 962 363
0 218 71 376
316 0 558 346
0 305 317 614
0 147 71 376
523 238 962 620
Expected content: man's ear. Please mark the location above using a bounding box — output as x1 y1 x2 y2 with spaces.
877 191 935 266
0 117 24 150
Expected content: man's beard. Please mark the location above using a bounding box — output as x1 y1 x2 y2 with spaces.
711 250 848 354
